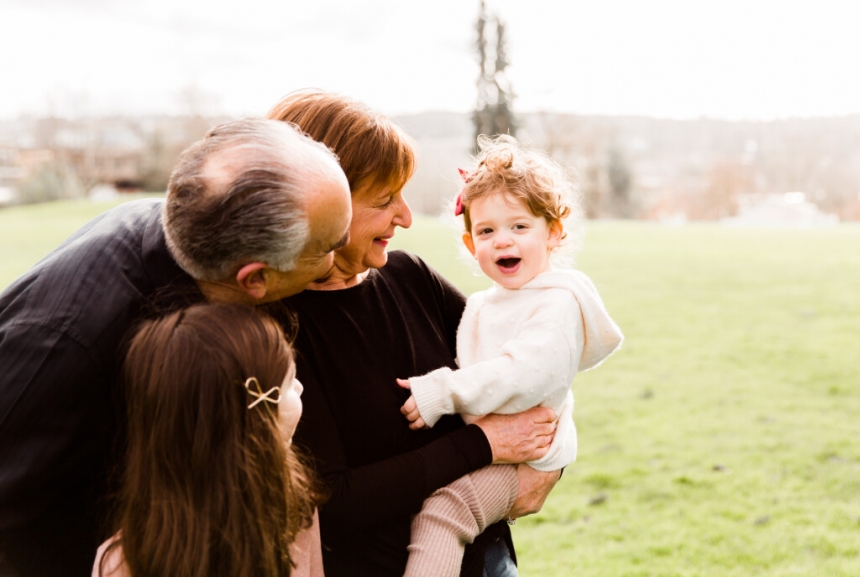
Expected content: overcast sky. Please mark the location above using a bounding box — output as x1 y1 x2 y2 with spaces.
2 0 858 120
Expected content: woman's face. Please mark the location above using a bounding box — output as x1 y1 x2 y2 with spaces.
334 181 413 275
278 364 303 444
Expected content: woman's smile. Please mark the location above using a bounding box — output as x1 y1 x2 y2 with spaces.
311 181 412 289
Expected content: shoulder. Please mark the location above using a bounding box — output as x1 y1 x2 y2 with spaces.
521 270 601 307
0 199 180 341
381 251 463 297
382 250 433 277
92 535 129 577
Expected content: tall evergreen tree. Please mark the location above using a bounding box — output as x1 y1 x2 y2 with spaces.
472 0 516 146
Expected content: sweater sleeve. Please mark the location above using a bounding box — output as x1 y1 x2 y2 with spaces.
408 291 582 427
293 363 493 548
290 510 324 577
0 323 107 528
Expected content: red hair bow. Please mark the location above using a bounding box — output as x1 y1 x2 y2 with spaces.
454 168 472 216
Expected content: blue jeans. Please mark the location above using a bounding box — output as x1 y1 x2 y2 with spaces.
483 537 518 577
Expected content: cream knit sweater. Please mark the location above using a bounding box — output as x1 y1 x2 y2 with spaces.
405 269 623 576
409 269 624 471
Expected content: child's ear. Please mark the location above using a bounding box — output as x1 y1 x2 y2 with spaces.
547 221 564 249
462 232 477 258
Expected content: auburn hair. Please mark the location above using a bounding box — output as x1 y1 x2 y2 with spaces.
459 134 582 245
104 303 317 577
267 89 416 194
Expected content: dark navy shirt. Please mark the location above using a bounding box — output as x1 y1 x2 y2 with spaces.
0 199 201 577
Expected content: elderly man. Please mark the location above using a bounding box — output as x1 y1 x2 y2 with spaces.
0 118 352 577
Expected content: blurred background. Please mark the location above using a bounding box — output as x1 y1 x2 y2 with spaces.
1 0 859 223
2 3 859 575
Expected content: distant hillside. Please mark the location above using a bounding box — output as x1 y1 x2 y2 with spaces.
3 111 858 220
393 111 472 141
393 111 860 220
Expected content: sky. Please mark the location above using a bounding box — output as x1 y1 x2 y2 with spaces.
1 0 859 121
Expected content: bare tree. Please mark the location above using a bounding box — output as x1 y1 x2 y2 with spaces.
472 0 516 146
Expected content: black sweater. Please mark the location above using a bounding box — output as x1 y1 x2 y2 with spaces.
285 251 512 577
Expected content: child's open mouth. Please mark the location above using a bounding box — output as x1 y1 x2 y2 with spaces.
495 257 521 273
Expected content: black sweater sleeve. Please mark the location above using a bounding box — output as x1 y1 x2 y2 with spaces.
295 384 491 542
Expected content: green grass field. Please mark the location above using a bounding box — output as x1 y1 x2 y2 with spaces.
2 200 859 576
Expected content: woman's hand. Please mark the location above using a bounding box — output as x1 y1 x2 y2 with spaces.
473 406 557 464
507 464 562 519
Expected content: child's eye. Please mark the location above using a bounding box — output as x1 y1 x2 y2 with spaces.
513 224 528 230
477 228 493 235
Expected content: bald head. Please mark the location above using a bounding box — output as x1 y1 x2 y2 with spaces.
163 118 349 284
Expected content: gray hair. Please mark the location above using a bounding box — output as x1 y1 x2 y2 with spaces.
163 118 337 282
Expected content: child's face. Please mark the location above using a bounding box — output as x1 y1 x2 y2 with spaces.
463 192 562 289
279 364 303 444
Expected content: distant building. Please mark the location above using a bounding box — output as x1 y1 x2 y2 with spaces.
722 193 838 227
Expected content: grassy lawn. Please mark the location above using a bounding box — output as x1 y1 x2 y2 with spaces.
2 201 859 576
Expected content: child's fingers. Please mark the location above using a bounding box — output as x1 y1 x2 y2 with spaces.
400 395 417 416
403 406 421 422
400 396 429 429
396 378 411 390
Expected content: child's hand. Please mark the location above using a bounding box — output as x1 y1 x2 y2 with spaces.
397 378 428 430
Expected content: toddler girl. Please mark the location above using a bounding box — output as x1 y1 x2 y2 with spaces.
93 303 321 577
398 135 623 576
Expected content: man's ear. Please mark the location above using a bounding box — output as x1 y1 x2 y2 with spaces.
547 221 564 249
235 263 268 301
462 232 477 258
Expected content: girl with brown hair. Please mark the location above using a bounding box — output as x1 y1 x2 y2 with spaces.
93 303 320 577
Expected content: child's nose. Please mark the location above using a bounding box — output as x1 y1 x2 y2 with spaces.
493 233 513 248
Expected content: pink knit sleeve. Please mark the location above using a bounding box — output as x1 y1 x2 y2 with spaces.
404 465 518 577
290 509 324 577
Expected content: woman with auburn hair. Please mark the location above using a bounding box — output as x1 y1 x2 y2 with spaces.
93 303 320 577
268 90 561 577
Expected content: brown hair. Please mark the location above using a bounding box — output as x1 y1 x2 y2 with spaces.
105 303 317 577
267 89 416 194
164 118 338 281
460 134 582 247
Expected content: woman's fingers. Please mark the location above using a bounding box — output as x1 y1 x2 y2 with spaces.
473 407 559 464
528 406 557 424
507 465 562 518
535 419 557 435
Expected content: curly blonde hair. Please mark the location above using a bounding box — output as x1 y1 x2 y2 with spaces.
458 135 583 255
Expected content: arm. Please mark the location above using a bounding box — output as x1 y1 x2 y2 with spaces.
507 464 563 519
294 376 557 547
406 291 581 427
290 510 324 577
0 322 113 565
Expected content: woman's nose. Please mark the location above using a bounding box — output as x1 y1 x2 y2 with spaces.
393 195 413 229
